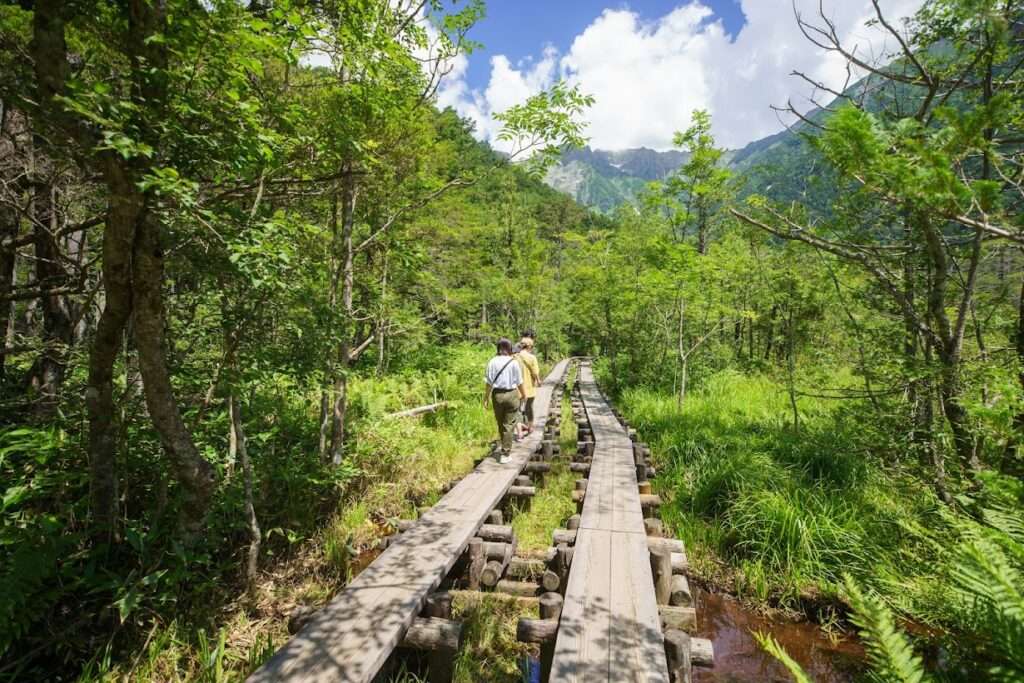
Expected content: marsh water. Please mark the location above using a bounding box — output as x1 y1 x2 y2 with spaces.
692 587 866 683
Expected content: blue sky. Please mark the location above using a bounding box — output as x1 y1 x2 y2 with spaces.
461 1 747 93
436 1 925 151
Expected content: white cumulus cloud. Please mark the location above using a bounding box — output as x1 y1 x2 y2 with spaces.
440 0 926 151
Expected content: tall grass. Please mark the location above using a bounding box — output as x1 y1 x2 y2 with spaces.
619 370 941 610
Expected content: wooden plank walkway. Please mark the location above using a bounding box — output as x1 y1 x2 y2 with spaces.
549 362 669 682
249 359 570 683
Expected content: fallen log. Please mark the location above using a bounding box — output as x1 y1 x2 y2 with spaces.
385 401 450 419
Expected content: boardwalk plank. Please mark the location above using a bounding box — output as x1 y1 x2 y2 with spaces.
550 363 668 682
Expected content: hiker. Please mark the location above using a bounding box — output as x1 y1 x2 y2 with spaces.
511 344 529 441
517 335 541 434
484 338 525 463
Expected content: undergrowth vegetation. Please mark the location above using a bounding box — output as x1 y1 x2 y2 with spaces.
1 344 498 681
615 368 1024 681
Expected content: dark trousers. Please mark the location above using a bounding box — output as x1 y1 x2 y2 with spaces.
492 389 520 454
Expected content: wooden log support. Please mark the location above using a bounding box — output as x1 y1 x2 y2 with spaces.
671 551 689 575
650 545 672 605
663 629 692 683
507 485 536 498
632 442 647 461
467 537 485 590
477 524 514 543
659 605 697 631
571 490 585 504
539 592 563 680
402 616 464 681
670 574 692 607
541 569 562 593
649 537 685 554
638 481 653 495
515 475 532 487
552 529 577 546
524 461 551 475
555 543 573 585
495 579 540 598
482 541 513 561
507 556 546 579
690 638 714 667
481 559 508 587
487 509 503 525
423 591 453 619
636 463 648 483
646 465 657 479
568 462 591 474
401 617 463 652
566 513 581 531
517 618 558 644
644 518 663 537
574 478 588 491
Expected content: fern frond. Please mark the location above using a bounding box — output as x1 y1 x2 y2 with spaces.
843 575 931 683
754 631 814 683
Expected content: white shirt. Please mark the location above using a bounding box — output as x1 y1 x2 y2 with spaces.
485 354 523 390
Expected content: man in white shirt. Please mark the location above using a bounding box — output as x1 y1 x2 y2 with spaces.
484 338 526 463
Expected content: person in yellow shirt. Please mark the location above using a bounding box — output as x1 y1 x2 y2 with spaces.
516 336 541 434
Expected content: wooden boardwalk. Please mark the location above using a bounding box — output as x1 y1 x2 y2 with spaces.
249 359 570 683
549 362 670 682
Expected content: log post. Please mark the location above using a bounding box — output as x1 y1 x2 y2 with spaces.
423 591 453 619
552 529 576 546
507 486 536 498
659 605 697 631
566 514 581 531
507 556 546 579
524 461 551 475
644 518 663 537
477 524 514 543
670 574 692 607
541 440 554 459
541 569 561 593
690 637 714 667
467 537 485 590
650 545 672 605
638 481 653 495
539 592 562 680
516 618 558 643
515 475 532 488
671 551 689 575
487 509 503 525
664 629 692 683
568 462 591 474
495 579 540 597
401 617 463 683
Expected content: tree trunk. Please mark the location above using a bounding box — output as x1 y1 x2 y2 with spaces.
329 173 357 465
0 206 16 382
29 172 74 417
1004 275 1024 476
230 393 261 590
132 209 215 533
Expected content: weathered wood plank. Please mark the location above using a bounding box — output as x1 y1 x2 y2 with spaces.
550 363 669 682
249 360 570 683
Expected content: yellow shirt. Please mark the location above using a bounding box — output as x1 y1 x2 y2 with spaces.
517 350 541 398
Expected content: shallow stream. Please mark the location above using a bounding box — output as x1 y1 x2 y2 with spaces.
693 587 865 683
